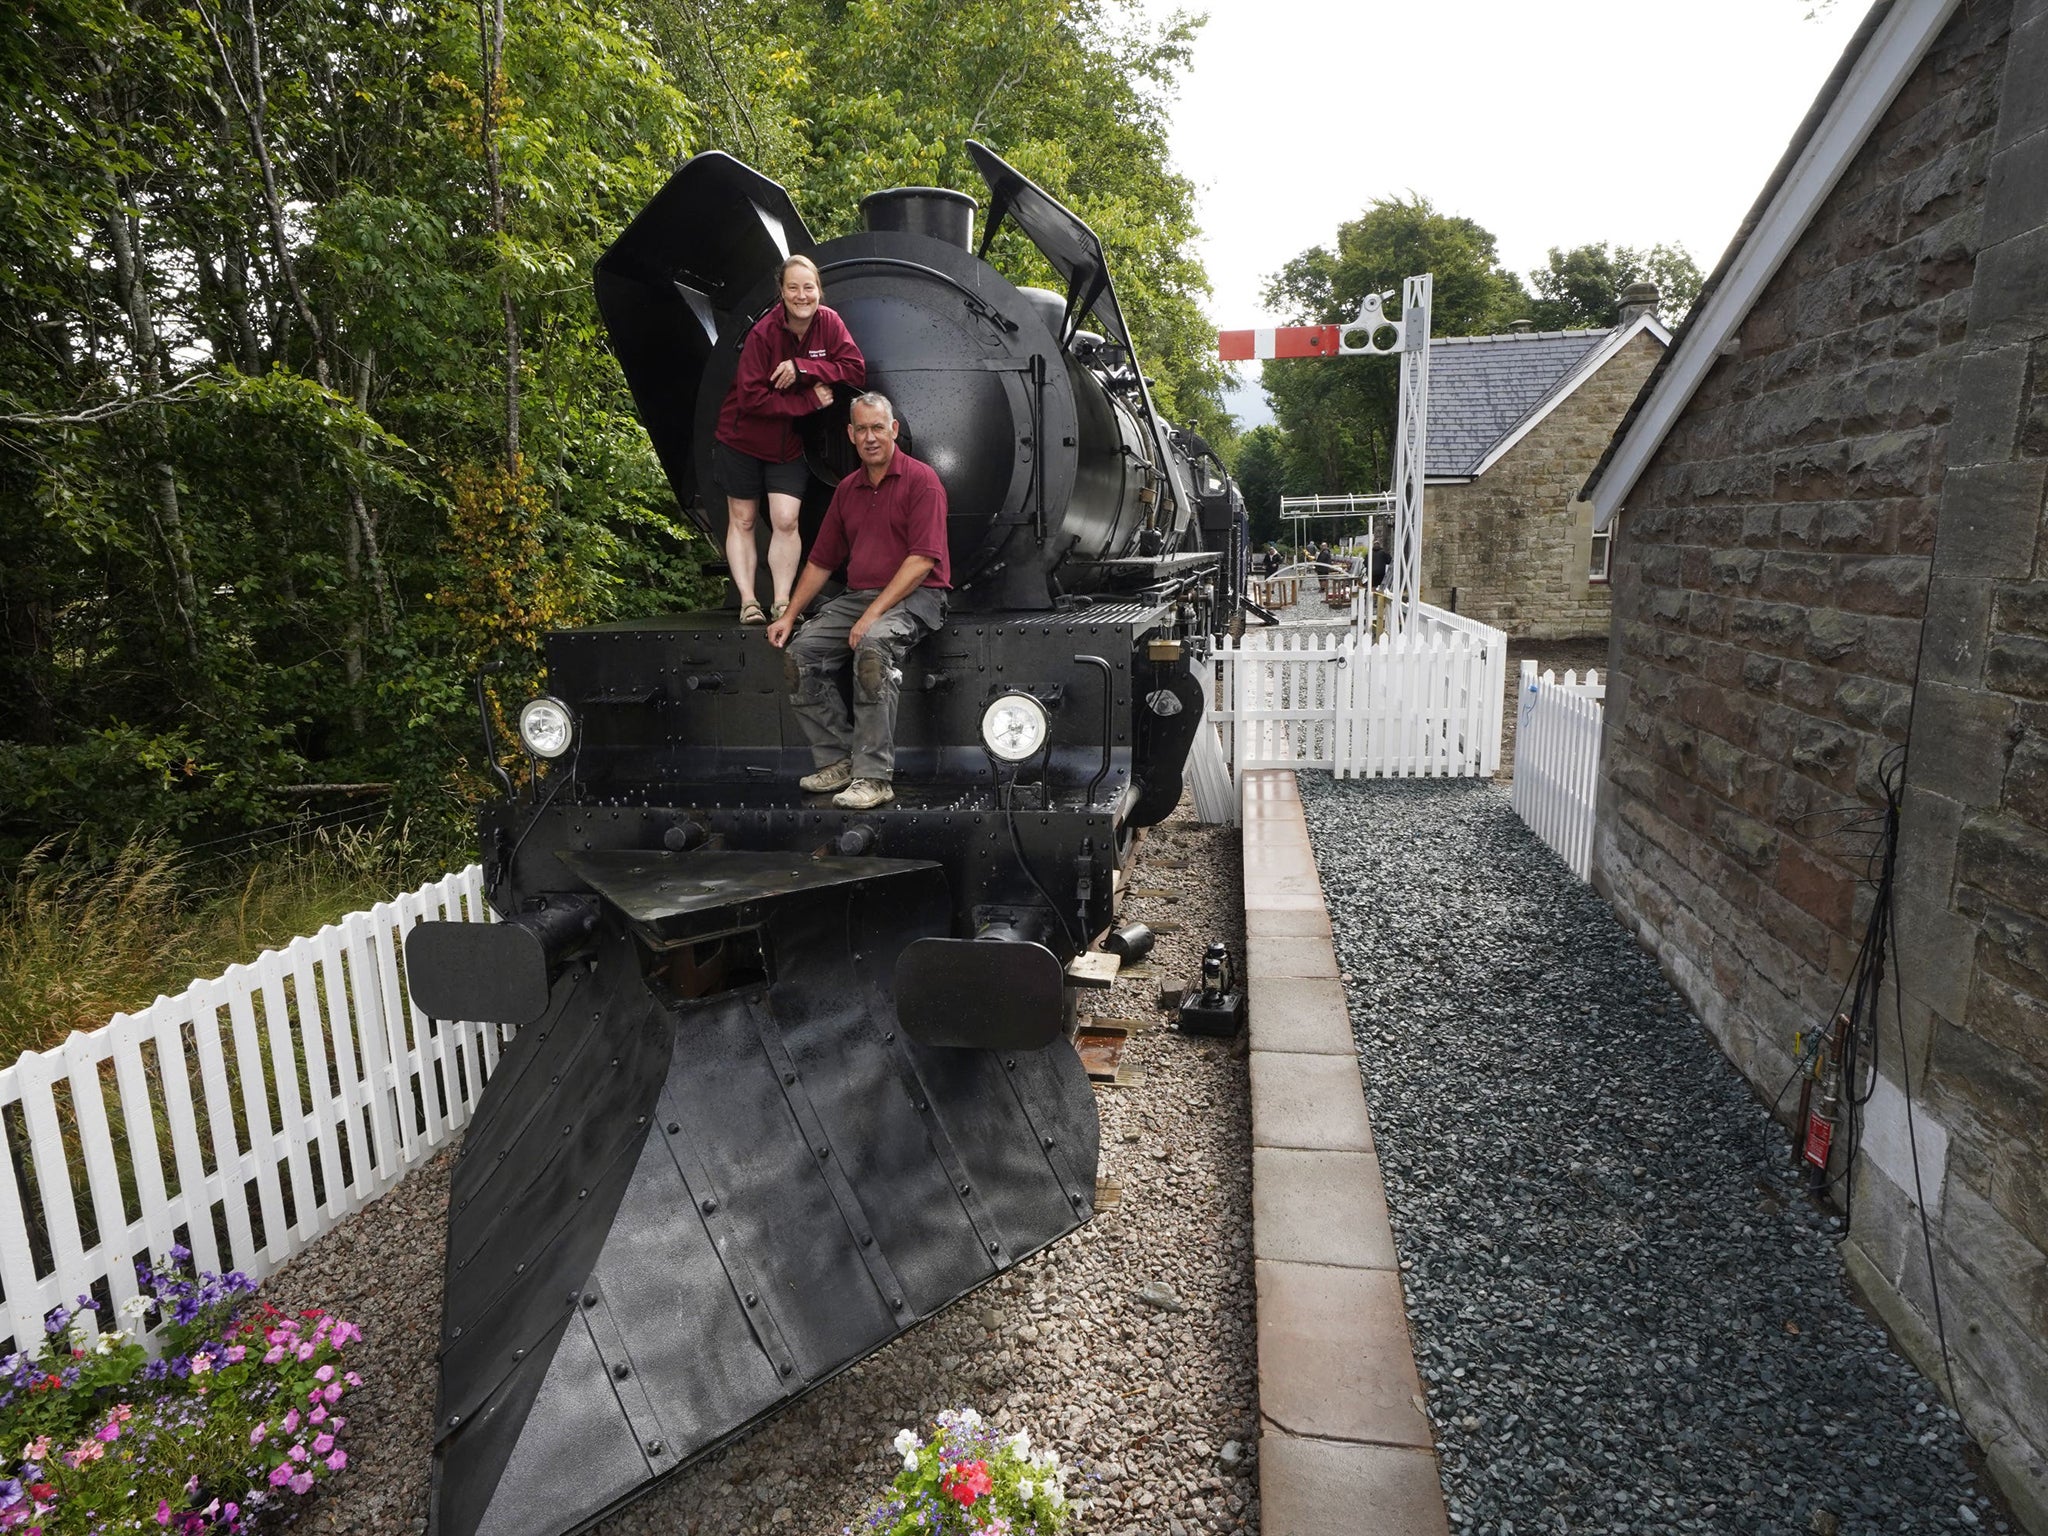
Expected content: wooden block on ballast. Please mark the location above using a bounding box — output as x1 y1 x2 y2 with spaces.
1065 950 1121 989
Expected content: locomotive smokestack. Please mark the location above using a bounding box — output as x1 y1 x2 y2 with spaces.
860 186 976 249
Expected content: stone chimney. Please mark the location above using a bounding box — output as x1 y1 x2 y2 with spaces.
1506 319 1535 334
1617 280 1661 327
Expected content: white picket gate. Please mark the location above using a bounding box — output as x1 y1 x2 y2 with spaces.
1510 661 1606 880
0 865 494 1353
1207 603 1505 806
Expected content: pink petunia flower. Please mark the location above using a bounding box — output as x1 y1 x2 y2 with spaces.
268 1465 292 1488
288 1472 314 1496
262 1346 285 1365
225 1345 246 1363
249 1423 267 1446
312 1433 334 1454
314 1364 335 1382
289 1444 307 1463
296 1342 315 1362
282 1408 300 1434
322 1383 342 1403
325 1448 347 1472
156 1500 172 1526
309 1406 328 1425
343 1370 362 1386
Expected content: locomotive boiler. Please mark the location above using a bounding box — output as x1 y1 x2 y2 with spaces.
401 142 1243 1536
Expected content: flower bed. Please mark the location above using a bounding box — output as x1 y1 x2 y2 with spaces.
0 1248 360 1533
858 1408 1071 1535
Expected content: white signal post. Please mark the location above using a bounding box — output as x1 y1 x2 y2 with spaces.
1220 276 1433 634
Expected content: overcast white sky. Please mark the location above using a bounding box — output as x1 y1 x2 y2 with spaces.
1144 0 1869 423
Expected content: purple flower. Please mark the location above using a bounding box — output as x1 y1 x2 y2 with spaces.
43 1305 69 1335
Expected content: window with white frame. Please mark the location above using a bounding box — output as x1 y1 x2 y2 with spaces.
1589 526 1611 583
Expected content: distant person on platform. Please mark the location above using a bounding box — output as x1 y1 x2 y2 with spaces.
1371 539 1392 590
713 254 866 625
766 393 949 812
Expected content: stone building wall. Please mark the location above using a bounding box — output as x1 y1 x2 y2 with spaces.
1421 331 1663 638
1594 0 2048 1519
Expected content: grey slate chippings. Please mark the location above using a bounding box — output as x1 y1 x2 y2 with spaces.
1298 774 2010 1536
258 795 1259 1536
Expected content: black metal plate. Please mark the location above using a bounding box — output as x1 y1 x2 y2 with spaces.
406 921 551 1028
893 936 1065 1049
556 849 941 945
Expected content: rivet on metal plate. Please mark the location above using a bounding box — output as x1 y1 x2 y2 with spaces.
783 1072 796 1085
701 1198 718 1214
667 1122 680 1134
958 1183 971 1196
613 1363 630 1380
779 1362 794 1377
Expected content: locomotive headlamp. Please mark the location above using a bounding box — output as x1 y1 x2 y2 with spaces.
517 696 576 759
980 692 1050 763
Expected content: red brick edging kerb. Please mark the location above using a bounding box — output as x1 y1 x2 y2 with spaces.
1242 770 1451 1536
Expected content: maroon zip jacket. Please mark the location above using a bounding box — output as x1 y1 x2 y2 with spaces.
713 304 867 464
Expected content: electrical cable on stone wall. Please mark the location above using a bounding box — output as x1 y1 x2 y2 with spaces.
1776 746 1966 1423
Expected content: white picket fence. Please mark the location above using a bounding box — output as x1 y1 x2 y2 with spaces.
0 866 493 1354
1510 661 1606 880
1210 604 1506 793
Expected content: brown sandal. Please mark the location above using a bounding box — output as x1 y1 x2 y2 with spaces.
739 601 768 625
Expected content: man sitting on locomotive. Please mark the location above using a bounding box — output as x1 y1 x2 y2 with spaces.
765 392 949 811
712 254 867 625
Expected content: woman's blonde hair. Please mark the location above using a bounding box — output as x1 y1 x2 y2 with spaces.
778 254 822 292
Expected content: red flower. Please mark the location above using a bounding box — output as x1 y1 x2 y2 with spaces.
941 1460 992 1507
299 1308 325 1320
30 1483 54 1499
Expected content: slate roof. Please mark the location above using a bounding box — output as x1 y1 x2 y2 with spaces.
1425 328 1614 478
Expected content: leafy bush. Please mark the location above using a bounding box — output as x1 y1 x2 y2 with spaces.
0 1251 361 1532
856 1408 1071 1535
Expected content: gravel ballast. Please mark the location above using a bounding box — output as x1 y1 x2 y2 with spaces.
1299 773 2007 1536
263 800 1257 1536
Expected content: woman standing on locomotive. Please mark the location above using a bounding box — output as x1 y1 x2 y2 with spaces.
712 255 867 623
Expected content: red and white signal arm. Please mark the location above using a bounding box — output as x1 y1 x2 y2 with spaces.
1216 290 1407 361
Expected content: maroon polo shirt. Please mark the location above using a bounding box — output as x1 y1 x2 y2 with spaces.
714 304 866 463
809 449 952 590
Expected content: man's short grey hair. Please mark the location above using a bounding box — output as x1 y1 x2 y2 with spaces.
849 391 896 423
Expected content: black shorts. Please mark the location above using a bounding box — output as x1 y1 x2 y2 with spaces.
712 441 810 501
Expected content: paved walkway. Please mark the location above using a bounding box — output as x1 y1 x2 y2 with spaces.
1240 769 1449 1535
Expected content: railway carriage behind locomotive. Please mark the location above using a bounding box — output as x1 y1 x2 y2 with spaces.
402 143 1244 1536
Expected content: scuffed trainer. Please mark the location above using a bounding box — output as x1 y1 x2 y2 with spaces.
832 777 894 811
799 759 853 793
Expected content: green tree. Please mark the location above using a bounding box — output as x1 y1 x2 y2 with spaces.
1228 424 1290 548
1526 241 1703 330
0 0 703 854
1258 195 1529 498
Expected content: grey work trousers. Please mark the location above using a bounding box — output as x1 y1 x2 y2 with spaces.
785 587 947 780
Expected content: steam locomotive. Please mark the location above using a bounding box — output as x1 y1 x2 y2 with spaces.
401 142 1244 1536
